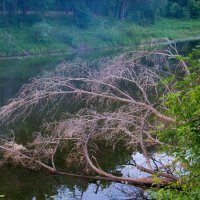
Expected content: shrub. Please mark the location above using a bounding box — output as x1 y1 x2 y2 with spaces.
188 0 200 18
55 30 75 47
31 22 53 42
0 31 17 53
168 2 183 18
73 3 92 29
150 49 200 200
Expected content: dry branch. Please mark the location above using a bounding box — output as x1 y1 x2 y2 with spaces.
0 44 185 187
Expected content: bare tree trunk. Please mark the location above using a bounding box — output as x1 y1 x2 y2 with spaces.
121 0 129 21
22 0 27 16
2 0 5 16
118 0 129 21
14 0 18 15
0 141 178 187
84 143 178 186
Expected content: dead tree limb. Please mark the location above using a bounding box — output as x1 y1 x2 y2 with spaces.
0 45 187 187
83 142 178 186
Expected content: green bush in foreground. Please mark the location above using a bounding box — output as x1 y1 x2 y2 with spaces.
149 49 200 199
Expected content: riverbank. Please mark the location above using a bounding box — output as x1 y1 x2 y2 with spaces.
0 36 200 60
0 16 200 57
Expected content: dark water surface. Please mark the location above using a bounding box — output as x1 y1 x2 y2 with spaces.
0 40 199 200
0 48 147 200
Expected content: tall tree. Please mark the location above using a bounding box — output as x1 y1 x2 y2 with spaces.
188 0 200 18
2 0 6 16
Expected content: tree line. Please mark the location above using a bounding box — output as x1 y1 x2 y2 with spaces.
0 0 200 23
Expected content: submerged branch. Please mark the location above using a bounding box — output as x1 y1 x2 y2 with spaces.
83 142 178 186
0 45 186 188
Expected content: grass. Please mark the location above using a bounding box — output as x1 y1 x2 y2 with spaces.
0 16 200 56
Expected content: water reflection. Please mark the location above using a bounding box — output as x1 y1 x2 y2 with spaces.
0 47 123 107
0 156 148 200
0 40 199 200
0 40 199 106
0 56 65 106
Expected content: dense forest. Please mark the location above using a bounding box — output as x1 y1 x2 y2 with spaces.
0 0 200 57
1 0 200 25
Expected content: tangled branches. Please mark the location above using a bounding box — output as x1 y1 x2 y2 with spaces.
0 44 189 186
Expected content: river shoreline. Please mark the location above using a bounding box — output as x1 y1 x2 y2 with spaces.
0 36 200 60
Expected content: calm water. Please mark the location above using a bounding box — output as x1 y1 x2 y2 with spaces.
0 41 199 200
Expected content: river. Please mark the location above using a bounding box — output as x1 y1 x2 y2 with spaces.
0 40 199 200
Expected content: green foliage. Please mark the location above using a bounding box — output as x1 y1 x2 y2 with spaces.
151 49 200 199
31 22 53 42
0 0 200 26
188 0 200 18
54 30 75 47
0 16 200 56
72 2 92 29
0 30 17 53
168 2 185 17
0 0 199 56
149 185 200 200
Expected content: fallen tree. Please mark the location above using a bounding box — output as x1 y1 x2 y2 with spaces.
0 42 190 187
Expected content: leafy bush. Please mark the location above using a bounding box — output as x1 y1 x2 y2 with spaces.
0 31 17 53
168 2 183 18
54 30 75 47
188 0 200 18
31 22 53 42
73 3 92 29
150 49 200 199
